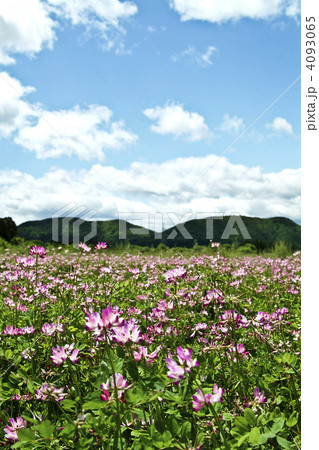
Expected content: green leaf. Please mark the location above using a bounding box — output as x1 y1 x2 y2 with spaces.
5 349 13 360
127 359 139 381
59 423 76 439
16 429 36 442
234 416 250 433
223 413 234 421
61 399 77 411
75 436 94 449
166 417 181 437
26 379 35 392
180 421 192 442
116 346 125 359
276 436 292 449
154 420 166 434
235 432 250 447
286 412 298 428
249 427 261 446
244 408 256 426
282 353 297 367
270 418 285 435
262 427 276 440
37 420 55 438
82 399 104 410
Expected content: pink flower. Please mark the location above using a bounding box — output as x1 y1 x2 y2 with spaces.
101 306 125 329
100 389 111 402
78 242 91 252
133 345 161 365
192 384 224 411
4 417 28 442
166 358 185 385
101 373 129 402
176 346 199 372
51 344 79 366
85 307 125 338
29 245 47 258
112 319 142 345
211 242 220 248
95 242 108 250
254 387 267 404
35 384 67 402
41 322 64 336
163 267 187 283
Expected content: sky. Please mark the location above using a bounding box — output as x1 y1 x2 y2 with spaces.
0 0 301 230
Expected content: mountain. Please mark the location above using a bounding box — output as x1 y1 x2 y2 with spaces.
161 216 300 249
17 215 301 250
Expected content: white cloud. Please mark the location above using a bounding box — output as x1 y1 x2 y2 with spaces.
220 114 245 134
0 154 301 227
0 72 137 160
47 0 137 52
0 0 56 65
0 0 138 65
143 102 212 141
169 0 300 23
47 0 137 28
14 105 138 160
265 117 294 135
285 0 300 18
172 45 217 67
147 25 156 33
0 72 37 136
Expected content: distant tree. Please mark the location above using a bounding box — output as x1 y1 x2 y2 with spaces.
0 217 18 242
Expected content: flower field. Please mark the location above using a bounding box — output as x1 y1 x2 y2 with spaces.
0 246 301 449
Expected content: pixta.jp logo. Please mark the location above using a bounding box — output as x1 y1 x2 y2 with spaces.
52 203 97 247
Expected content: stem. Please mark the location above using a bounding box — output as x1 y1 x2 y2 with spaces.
105 336 123 450
209 404 230 450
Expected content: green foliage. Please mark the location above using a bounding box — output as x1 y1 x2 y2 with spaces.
17 215 301 251
0 217 18 242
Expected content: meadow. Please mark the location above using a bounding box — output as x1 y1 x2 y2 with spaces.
0 244 301 449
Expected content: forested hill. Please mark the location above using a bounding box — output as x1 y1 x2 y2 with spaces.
17 216 301 250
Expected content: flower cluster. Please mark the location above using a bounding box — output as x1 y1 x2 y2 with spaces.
192 384 224 411
85 306 125 339
166 346 199 385
78 242 91 252
29 245 47 258
35 384 67 402
4 417 28 443
95 242 108 250
163 267 187 284
41 322 64 336
3 325 35 335
85 306 143 345
100 373 129 402
51 343 79 366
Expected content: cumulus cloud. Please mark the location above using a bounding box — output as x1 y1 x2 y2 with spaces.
0 0 138 65
15 104 138 160
143 102 212 141
265 117 294 135
169 0 300 23
0 154 301 227
0 0 56 65
0 72 137 160
47 0 137 28
220 114 245 134
0 72 37 136
172 45 217 67
47 0 137 51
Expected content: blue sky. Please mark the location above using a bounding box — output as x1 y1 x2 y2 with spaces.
0 0 301 228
